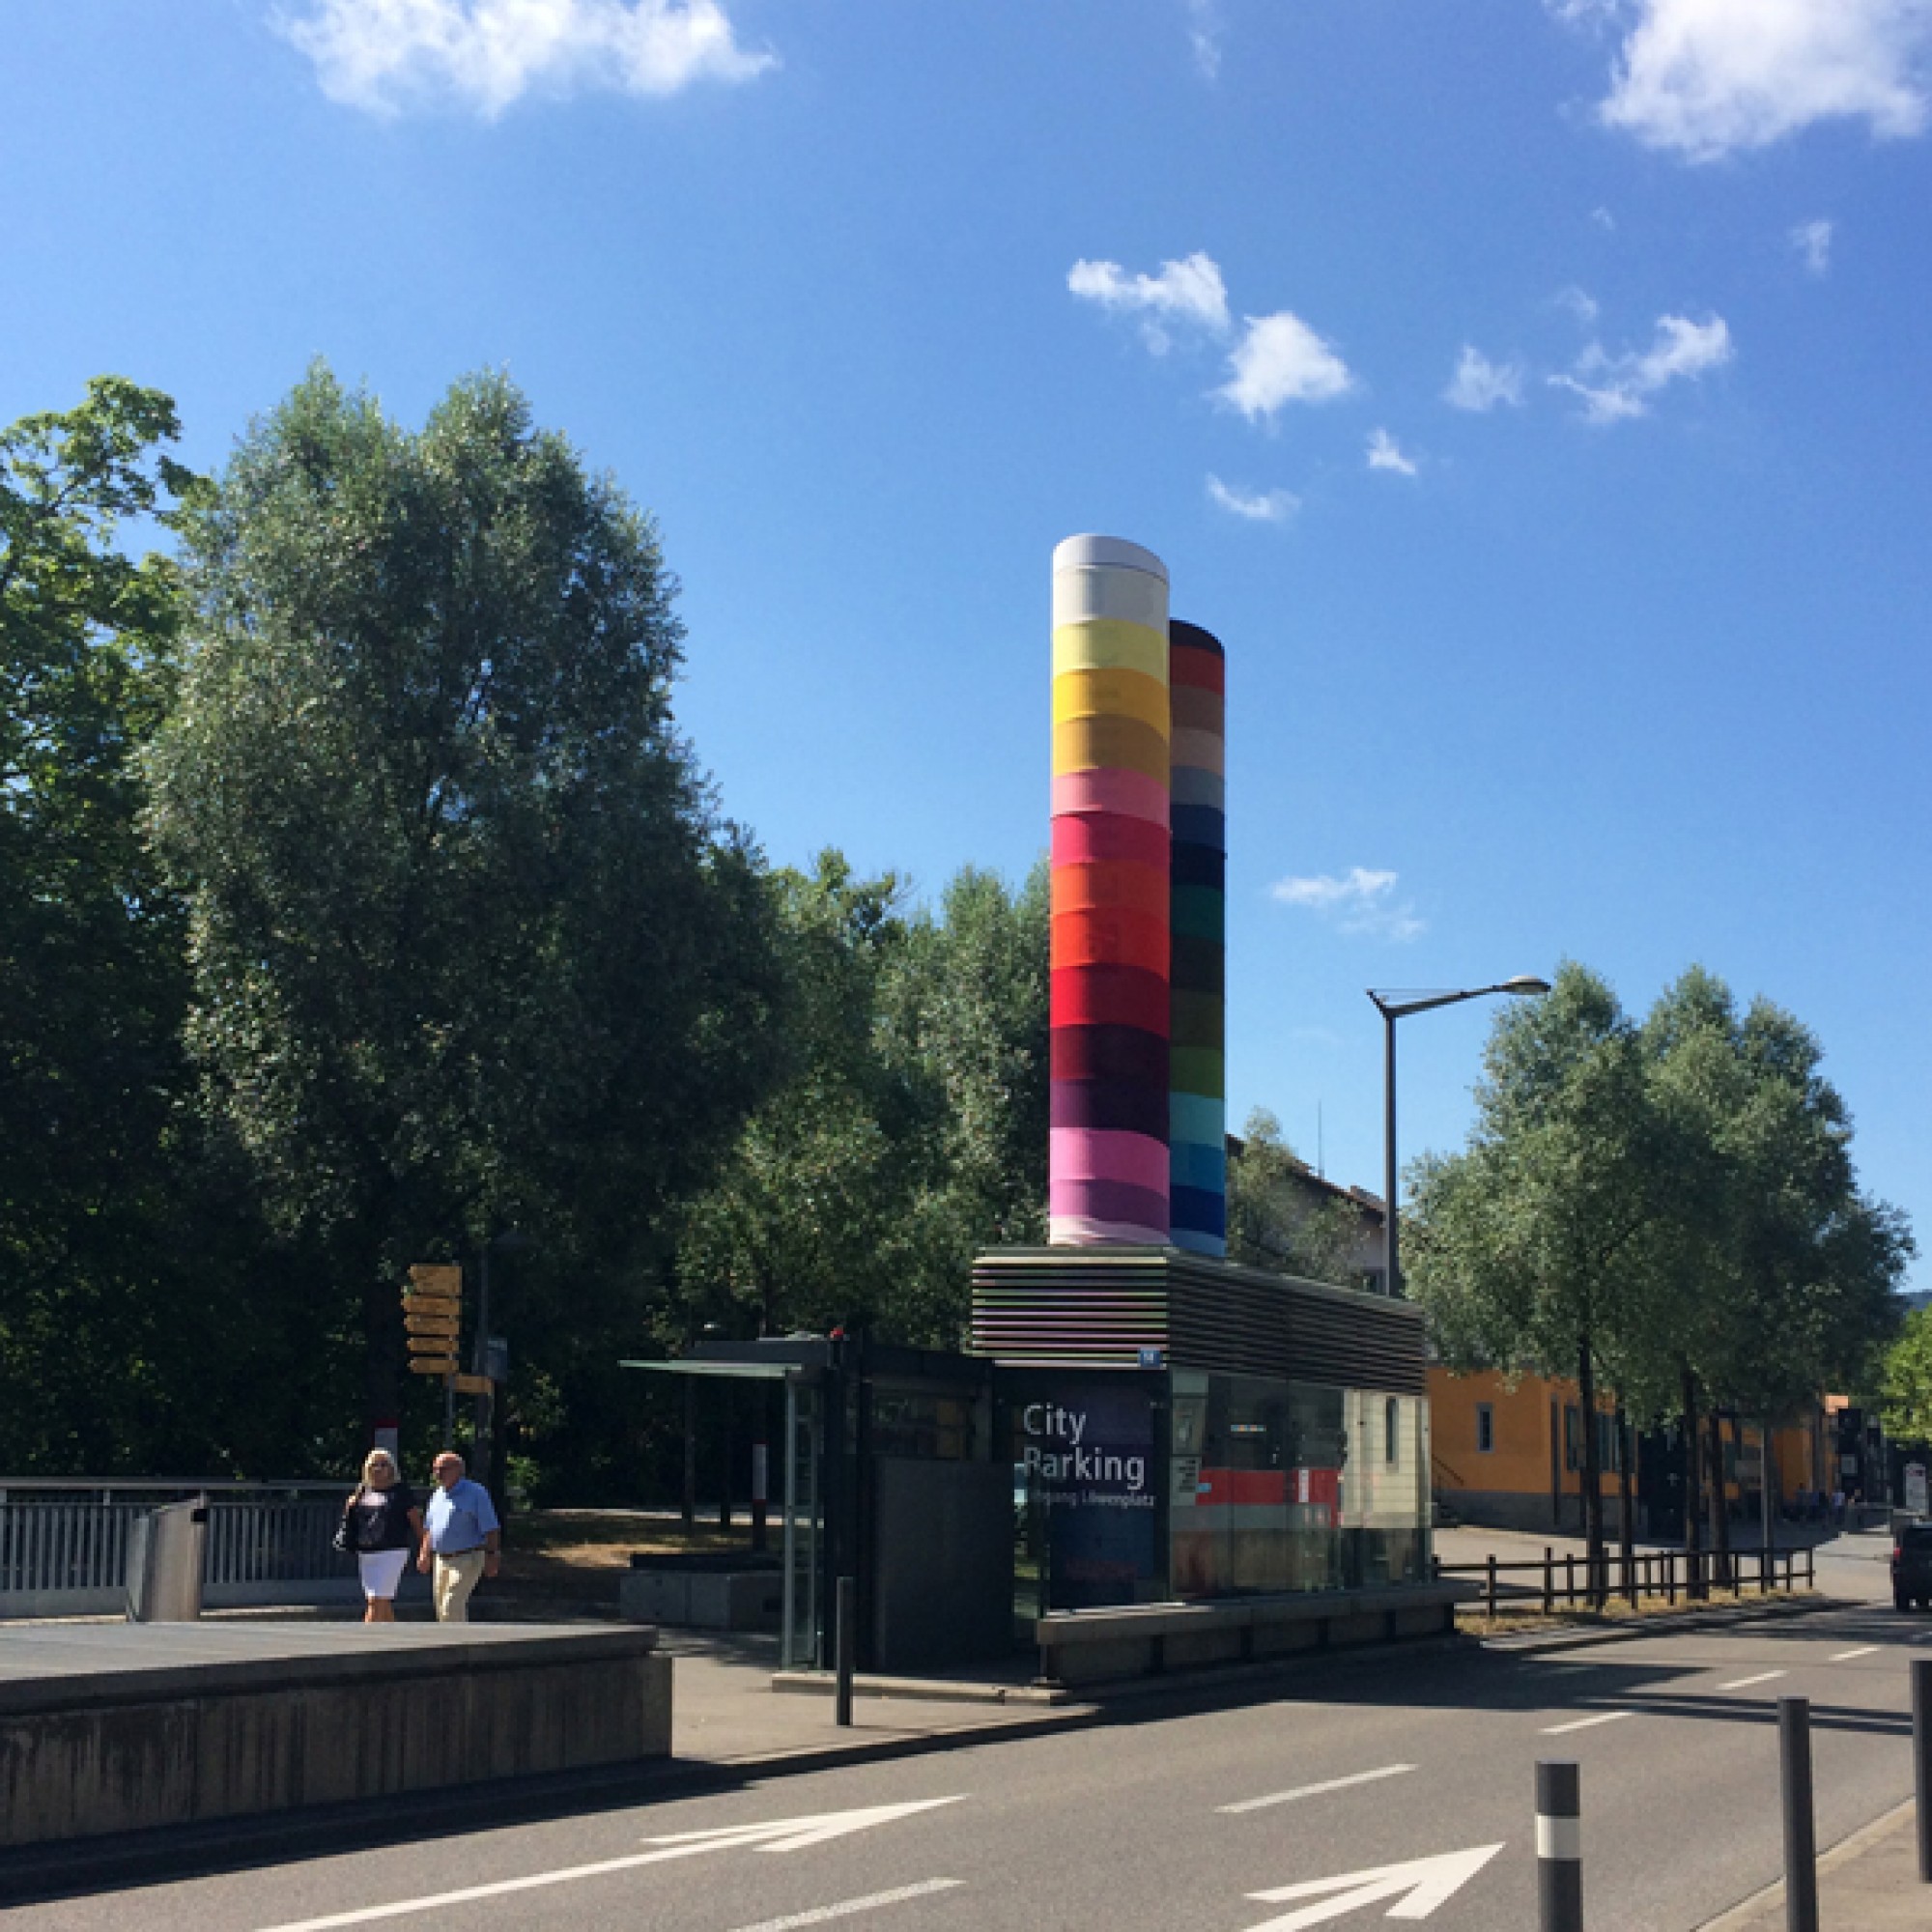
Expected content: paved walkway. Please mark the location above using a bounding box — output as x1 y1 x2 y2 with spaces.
1706 1799 1925 1928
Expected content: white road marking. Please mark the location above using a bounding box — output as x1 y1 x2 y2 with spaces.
1719 1671 1788 1690
1540 1710 1634 1735
725 1879 965 1932
254 1798 964 1932
1244 1843 1506 1931
1831 1646 1880 1662
1218 1764 1418 1814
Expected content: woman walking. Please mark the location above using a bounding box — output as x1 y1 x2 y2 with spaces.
341 1449 423 1623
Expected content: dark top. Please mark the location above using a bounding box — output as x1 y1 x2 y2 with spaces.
348 1484 419 1553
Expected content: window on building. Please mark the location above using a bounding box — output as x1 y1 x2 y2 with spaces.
1564 1405 1581 1472
1385 1398 1400 1465
1475 1404 1495 1454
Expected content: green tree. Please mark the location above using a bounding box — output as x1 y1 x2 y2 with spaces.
1881 1305 1932 1448
671 852 920 1344
877 861 1050 1340
1645 968 1909 1562
148 365 788 1442
1405 964 1677 1584
1225 1110 1370 1286
0 378 209 1469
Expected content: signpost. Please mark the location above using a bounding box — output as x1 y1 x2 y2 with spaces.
403 1264 465 1437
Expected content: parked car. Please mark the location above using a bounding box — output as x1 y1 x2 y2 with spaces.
1891 1521 1932 1610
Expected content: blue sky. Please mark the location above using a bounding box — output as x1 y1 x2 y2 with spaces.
6 1 1929 1287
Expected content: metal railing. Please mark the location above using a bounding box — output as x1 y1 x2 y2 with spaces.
1438 1544 1816 1619
0 1482 359 1616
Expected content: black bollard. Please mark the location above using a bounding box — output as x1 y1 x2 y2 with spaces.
1915 1659 1932 1884
835 1575 856 1728
1779 1696 1819 1932
1536 1760 1583 1931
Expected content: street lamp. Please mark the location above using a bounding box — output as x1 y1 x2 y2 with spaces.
472 1230 535 1492
1366 977 1550 1297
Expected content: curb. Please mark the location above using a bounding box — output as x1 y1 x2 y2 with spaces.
1695 1796 1917 1930
1477 1593 1848 1656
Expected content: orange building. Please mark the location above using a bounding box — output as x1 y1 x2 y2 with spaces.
1429 1365 1833 1535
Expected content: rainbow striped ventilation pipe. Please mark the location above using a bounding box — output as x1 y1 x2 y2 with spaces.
1167 620 1227 1256
1049 536 1173 1244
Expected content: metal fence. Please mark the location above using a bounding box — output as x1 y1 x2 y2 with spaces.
1439 1543 1817 1619
0 1482 361 1617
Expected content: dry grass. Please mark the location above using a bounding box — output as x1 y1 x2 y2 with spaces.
1458 1587 1820 1637
497 1509 768 1601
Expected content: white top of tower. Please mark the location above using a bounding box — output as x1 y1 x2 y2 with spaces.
1052 533 1168 582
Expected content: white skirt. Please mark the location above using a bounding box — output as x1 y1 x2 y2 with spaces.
358 1548 410 1600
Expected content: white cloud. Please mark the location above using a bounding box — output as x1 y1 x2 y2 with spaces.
1185 0 1223 78
1592 205 1618 229
1366 429 1419 477
1553 285 1602 327
1443 345 1526 412
1207 474 1299 524
1215 311 1353 422
1066 251 1232 352
1589 0 1932 160
280 0 773 117
1792 216 1834 274
1270 867 1425 943
1550 312 1734 423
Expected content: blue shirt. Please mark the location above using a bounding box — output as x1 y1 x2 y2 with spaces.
424 1478 500 1554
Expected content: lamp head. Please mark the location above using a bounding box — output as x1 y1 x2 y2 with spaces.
1499 975 1552 996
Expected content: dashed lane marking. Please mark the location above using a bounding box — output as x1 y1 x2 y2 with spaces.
1540 1711 1634 1735
1719 1671 1788 1690
725 1880 966 1932
1830 1646 1880 1662
1218 1764 1418 1814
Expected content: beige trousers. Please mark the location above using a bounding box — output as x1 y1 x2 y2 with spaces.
433 1548 487 1622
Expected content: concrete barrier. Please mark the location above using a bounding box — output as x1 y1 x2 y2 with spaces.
1035 1580 1473 1686
0 1623 670 1848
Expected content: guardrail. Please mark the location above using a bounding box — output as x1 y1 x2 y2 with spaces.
1438 1544 1816 1619
0 1484 359 1617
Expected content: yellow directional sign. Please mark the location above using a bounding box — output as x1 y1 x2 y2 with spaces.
451 1373 493 1396
405 1313 461 1337
408 1358 457 1378
408 1335 460 1356
408 1264 462 1297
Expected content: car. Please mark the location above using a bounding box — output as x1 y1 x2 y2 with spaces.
1890 1520 1932 1610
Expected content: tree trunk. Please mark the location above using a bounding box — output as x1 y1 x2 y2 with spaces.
1577 1337 1605 1606
1616 1404 1637 1604
1709 1409 1732 1589
1683 1364 1705 1600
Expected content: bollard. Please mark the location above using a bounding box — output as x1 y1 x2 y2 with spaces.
835 1576 857 1728
1544 1547 1554 1616
1488 1553 1498 1620
1536 1760 1583 1931
1779 1695 1819 1932
1915 1659 1932 1884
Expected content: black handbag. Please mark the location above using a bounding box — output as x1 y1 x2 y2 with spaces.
332 1490 361 1556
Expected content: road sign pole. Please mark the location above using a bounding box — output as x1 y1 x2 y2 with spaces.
1914 1659 1932 1883
836 1575 856 1727
1779 1695 1819 1932
1536 1760 1582 1932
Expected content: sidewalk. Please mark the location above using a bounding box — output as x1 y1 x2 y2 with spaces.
1705 1800 1925 1929
663 1631 1094 1770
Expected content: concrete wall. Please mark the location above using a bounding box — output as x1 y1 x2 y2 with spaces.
0 1630 670 1849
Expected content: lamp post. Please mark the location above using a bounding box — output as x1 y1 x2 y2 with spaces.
1366 977 1550 1297
473 1230 535 1492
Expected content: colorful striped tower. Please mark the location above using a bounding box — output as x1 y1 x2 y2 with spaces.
1167 620 1227 1257
1049 535 1172 1245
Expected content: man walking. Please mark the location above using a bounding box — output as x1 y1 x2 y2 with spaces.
417 1452 501 1622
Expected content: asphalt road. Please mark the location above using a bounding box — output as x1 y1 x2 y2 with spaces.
13 1602 1928 1932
